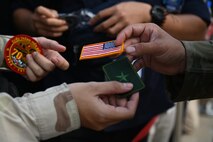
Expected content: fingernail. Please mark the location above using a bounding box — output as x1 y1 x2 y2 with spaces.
27 54 32 58
126 46 136 53
32 52 38 57
123 83 133 89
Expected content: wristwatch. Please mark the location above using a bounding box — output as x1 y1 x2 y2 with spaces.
150 5 168 26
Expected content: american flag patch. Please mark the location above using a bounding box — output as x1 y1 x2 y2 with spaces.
79 41 124 60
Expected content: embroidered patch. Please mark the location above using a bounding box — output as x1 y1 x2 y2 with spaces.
79 40 124 60
4 35 42 74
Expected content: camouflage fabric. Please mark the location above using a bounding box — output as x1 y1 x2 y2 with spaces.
171 40 213 101
0 35 11 71
184 40 213 73
0 83 80 142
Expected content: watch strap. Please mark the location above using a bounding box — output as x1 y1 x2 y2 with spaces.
150 5 168 26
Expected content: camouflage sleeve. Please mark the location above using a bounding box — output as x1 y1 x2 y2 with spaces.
171 40 213 101
0 83 80 142
0 35 12 71
22 83 80 140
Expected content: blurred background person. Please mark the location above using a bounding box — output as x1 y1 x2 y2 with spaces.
11 0 210 142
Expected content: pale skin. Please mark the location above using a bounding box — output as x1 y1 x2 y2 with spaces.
115 23 186 75
26 37 69 81
89 1 208 40
0 35 69 81
69 81 139 130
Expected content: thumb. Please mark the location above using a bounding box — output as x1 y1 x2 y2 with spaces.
125 42 155 58
95 81 133 96
36 37 66 52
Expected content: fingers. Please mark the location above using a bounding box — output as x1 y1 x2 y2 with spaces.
33 6 68 37
100 96 110 105
109 93 139 121
36 37 66 52
94 16 117 32
26 52 55 81
33 16 68 37
39 16 67 27
106 22 125 36
36 37 69 70
125 42 157 57
35 6 58 18
116 24 147 45
124 38 141 47
89 6 115 25
125 92 139 115
94 81 133 96
107 96 127 108
48 51 69 70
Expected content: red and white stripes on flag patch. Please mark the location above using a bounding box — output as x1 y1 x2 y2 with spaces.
79 41 124 60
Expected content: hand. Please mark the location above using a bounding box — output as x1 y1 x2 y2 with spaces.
69 81 139 130
89 2 151 37
32 6 69 37
116 23 186 75
25 37 69 81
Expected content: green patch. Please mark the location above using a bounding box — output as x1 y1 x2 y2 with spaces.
103 57 145 98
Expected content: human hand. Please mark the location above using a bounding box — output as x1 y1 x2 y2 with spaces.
25 37 69 81
89 2 151 37
32 6 69 37
69 81 139 130
116 23 185 75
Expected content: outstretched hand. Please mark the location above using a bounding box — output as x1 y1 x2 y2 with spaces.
116 23 186 75
69 81 139 130
25 37 69 81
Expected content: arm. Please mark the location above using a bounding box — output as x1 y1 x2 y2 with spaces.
162 14 208 40
89 1 209 40
0 35 69 81
0 83 79 142
116 23 213 101
172 40 213 101
0 82 139 142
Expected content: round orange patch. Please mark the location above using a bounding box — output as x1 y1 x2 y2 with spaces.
4 35 42 75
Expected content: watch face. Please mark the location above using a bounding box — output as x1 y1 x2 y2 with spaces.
151 6 167 25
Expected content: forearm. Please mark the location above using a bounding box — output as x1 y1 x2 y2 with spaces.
0 83 80 142
168 41 213 101
13 8 36 35
162 14 207 40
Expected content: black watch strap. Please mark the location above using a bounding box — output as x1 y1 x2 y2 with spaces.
150 5 168 26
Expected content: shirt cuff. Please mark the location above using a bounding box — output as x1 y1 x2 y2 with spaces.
182 40 213 73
